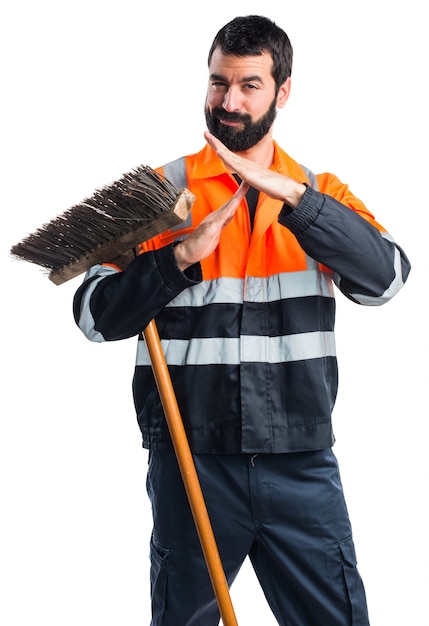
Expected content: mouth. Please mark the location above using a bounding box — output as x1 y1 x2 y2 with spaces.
219 119 244 129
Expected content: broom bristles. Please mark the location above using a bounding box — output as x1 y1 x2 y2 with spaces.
10 165 195 285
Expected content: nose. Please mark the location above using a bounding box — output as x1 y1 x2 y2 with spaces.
222 86 241 112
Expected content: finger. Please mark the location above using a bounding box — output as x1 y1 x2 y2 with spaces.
218 181 249 226
219 180 249 218
204 130 219 150
204 131 259 183
204 131 237 168
235 180 250 199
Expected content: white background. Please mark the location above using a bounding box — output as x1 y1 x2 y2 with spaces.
1 1 427 624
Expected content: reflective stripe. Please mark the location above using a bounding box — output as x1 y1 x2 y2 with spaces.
304 254 321 273
167 269 334 308
136 331 336 366
295 165 320 273
163 157 188 190
162 157 193 232
77 264 119 342
300 164 319 191
350 234 406 305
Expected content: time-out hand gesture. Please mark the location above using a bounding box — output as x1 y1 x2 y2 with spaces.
204 131 306 208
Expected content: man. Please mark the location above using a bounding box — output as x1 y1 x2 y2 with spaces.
73 15 411 625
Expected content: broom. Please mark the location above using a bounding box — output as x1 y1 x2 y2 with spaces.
10 165 239 626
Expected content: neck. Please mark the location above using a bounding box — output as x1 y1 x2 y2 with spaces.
233 132 275 168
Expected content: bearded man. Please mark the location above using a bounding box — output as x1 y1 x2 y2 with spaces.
74 15 411 626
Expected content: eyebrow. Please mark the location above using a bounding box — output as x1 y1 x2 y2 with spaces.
209 73 264 84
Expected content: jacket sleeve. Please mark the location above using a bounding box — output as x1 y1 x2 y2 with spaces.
278 180 411 305
73 243 202 342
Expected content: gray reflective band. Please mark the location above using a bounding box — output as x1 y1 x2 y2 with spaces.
300 164 319 191
350 236 406 305
77 265 119 342
136 331 336 367
299 165 321 273
167 270 334 308
163 157 193 232
163 157 188 190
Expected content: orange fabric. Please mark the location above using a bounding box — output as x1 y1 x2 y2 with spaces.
138 143 380 280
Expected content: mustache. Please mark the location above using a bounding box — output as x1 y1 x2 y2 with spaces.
210 107 252 124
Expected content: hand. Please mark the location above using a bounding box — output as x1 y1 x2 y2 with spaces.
204 130 306 208
174 181 249 270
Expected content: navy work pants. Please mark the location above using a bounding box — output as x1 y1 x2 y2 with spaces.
146 449 369 625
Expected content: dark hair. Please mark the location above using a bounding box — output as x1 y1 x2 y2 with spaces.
207 15 293 92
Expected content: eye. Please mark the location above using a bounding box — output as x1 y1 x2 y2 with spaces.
211 81 228 90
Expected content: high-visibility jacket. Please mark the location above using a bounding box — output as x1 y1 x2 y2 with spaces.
73 142 411 453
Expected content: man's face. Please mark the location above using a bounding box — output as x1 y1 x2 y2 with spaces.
205 49 285 152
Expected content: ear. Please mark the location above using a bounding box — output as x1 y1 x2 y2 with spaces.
276 77 291 109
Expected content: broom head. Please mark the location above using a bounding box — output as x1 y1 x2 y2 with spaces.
10 165 195 285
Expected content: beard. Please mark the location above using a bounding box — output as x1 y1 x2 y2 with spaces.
204 97 277 152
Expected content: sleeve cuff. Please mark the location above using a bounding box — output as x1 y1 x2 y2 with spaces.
278 184 324 235
154 243 202 290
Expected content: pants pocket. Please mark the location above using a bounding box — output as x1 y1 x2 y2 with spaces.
150 536 169 625
339 537 369 626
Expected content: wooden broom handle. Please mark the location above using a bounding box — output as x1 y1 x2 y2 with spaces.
143 319 238 626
